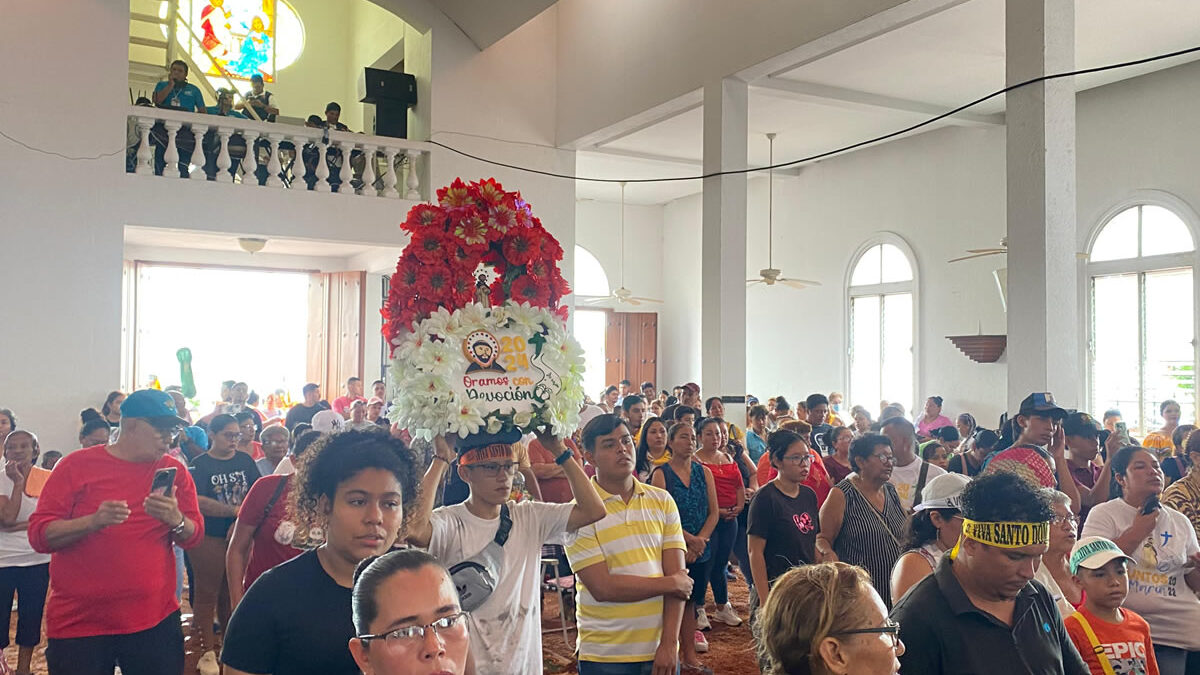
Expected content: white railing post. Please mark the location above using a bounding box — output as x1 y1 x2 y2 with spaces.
162 120 182 178
215 128 233 184
361 145 379 196
241 129 259 187
381 148 399 198
338 141 354 197
188 124 207 181
135 121 153 175
314 141 330 192
405 150 421 200
265 134 284 188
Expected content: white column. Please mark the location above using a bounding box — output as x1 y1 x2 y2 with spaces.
188 124 207 181
405 151 421 200
135 121 153 175
265 134 284 188
215 128 233 183
700 78 748 400
162 121 182 178
338 141 354 196
242 131 259 187
381 149 399 198
314 142 330 192
361 145 378 196
1005 0 1079 408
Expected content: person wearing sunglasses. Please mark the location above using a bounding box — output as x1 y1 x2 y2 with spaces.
186 414 262 674
407 428 606 675
890 471 1089 675
348 549 472 675
29 389 202 675
758 561 903 675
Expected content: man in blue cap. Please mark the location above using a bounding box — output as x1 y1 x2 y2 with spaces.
29 389 204 675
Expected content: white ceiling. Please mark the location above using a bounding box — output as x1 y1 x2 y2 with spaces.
428 0 558 50
576 0 1200 205
124 226 388 259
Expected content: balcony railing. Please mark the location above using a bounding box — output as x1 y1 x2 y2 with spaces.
127 106 430 201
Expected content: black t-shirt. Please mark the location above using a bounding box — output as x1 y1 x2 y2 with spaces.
188 452 261 538
746 482 820 584
946 453 984 477
810 423 834 455
221 550 359 675
285 401 330 430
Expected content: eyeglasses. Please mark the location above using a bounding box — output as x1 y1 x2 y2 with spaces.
1052 513 1079 528
872 453 896 465
833 618 901 649
469 462 518 477
782 454 813 465
357 611 469 645
147 420 184 441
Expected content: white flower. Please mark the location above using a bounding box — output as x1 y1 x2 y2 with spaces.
414 340 459 377
447 401 486 438
513 410 534 428
486 416 504 434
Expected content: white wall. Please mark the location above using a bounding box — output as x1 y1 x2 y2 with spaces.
574 199 664 304
661 59 1200 427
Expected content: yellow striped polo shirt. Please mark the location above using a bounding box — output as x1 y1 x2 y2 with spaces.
566 478 687 663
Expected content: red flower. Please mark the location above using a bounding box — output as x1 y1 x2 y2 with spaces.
539 233 563 261
554 305 570 323
510 274 551 306
437 179 472 208
415 267 452 298
526 259 551 280
486 205 516 239
411 228 448 265
402 204 444 233
502 229 542 267
474 178 507 206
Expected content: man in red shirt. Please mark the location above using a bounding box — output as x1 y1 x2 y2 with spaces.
29 389 204 675
331 376 366 418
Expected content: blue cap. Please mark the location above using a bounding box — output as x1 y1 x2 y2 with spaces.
183 426 209 449
119 389 189 424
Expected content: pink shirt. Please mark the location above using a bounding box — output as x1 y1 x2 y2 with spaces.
916 414 953 438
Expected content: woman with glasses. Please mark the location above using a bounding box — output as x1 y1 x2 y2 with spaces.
348 549 472 675
1033 490 1082 618
236 410 264 460
888 472 968 602
816 434 907 608
187 413 262 674
747 430 820 613
221 428 418 675
757 562 903 675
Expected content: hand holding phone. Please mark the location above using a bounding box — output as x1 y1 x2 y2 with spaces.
1142 494 1161 515
150 467 177 497
1115 422 1132 446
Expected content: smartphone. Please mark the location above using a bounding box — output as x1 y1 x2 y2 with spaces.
1115 422 1132 446
1142 494 1160 515
150 467 177 497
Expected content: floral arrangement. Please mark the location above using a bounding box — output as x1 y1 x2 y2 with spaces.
388 303 585 440
383 178 584 439
383 178 570 338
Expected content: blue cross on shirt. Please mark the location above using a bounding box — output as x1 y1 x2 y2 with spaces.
1161 530 1173 547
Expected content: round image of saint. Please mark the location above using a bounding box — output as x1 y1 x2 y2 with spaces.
463 331 505 374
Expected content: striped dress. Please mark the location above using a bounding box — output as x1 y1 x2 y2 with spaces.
832 478 907 607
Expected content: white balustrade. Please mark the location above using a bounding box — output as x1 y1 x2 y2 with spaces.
127 106 431 200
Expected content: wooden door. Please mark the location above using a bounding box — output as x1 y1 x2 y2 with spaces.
602 311 658 390
604 311 626 389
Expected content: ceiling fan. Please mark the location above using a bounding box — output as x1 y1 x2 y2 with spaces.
581 182 662 307
747 133 821 290
949 236 1089 263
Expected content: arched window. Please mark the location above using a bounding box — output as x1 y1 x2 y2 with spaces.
166 0 305 87
573 245 610 399
848 239 916 416
1088 202 1197 436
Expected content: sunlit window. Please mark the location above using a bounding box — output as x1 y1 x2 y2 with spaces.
574 245 610 297
849 242 915 416
1089 204 1196 435
572 245 610 399
164 0 304 86
134 264 310 407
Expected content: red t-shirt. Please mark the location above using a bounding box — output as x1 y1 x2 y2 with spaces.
526 438 582 504
28 445 204 639
756 449 833 507
235 474 303 590
1064 606 1159 675
332 396 365 416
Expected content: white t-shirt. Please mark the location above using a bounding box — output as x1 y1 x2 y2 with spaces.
1081 498 1200 649
888 457 945 512
429 500 574 675
0 473 50 567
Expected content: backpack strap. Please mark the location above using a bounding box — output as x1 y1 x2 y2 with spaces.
1069 611 1117 675
252 477 288 539
913 461 931 507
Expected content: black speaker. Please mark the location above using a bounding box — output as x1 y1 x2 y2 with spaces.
374 100 408 139
359 68 417 105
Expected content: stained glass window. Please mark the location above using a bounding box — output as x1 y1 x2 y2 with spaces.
167 0 303 84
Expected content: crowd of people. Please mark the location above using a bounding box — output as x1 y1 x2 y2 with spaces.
2 377 1199 675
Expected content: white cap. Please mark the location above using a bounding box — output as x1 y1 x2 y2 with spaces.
1070 536 1135 575
312 409 346 433
913 472 971 511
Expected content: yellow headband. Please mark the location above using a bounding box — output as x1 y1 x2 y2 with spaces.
951 518 1050 560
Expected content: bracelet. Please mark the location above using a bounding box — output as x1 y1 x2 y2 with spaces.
554 449 573 465
170 514 187 536
433 455 451 465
